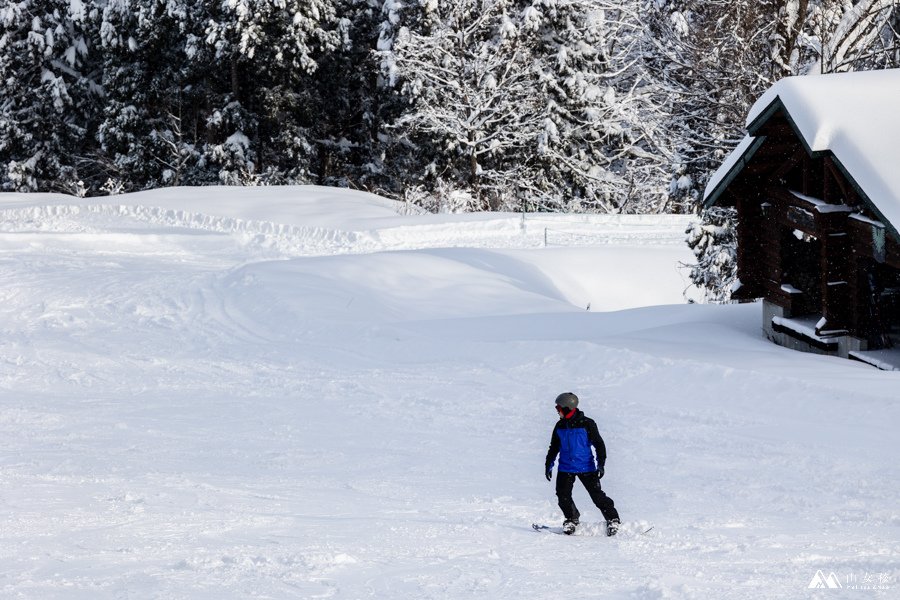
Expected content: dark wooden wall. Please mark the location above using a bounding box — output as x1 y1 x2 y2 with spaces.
721 113 900 347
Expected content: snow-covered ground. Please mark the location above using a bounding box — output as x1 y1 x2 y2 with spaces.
0 186 896 599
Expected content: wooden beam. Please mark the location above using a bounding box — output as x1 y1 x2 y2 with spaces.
801 152 811 196
823 157 857 206
771 147 805 181
755 120 795 139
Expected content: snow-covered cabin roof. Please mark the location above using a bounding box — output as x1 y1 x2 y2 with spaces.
704 69 900 235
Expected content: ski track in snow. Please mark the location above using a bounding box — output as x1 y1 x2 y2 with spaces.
0 202 692 259
0 188 897 599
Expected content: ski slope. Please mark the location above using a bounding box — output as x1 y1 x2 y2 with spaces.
0 186 896 599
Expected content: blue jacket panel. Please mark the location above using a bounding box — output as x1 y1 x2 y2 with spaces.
555 427 597 473
545 410 607 474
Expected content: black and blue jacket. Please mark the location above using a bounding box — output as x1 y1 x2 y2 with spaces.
545 410 607 474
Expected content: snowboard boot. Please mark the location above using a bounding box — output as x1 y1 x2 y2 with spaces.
563 519 579 535
606 518 620 537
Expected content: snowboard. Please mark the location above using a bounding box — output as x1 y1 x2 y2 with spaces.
531 522 653 536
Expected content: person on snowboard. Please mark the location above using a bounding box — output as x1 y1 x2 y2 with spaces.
545 392 620 535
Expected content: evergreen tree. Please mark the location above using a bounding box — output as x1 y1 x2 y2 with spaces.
97 0 206 192
685 206 737 303
203 0 341 184
0 0 100 193
307 0 390 190
1 0 897 216
523 0 670 213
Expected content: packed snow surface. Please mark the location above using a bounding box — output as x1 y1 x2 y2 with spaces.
0 186 896 598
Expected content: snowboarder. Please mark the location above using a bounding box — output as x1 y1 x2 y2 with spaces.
544 392 620 535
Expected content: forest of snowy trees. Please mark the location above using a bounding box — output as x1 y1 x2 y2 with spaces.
1 0 899 215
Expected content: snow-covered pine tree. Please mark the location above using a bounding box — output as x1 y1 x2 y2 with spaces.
203 0 342 184
304 0 390 189
685 206 738 303
97 0 206 192
0 0 100 193
2 0 895 206
522 0 670 213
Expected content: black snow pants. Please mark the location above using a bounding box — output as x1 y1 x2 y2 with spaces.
556 471 619 523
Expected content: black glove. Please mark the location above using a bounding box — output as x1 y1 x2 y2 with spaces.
596 465 605 479
545 466 553 481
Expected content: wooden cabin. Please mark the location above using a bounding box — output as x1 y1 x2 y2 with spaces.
704 69 900 368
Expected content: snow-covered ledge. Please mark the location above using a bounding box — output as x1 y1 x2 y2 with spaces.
763 300 868 359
